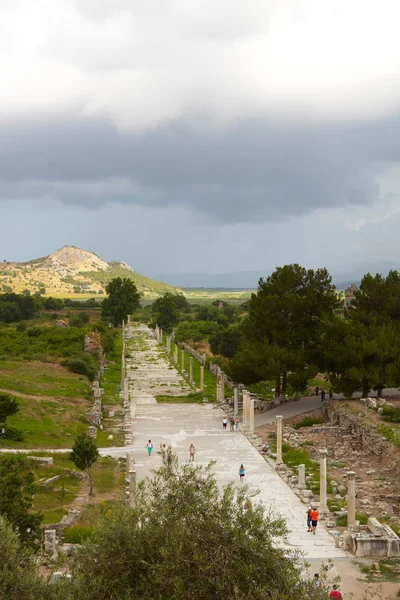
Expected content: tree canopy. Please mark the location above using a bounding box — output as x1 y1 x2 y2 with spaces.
68 461 327 600
101 278 141 327
70 433 99 496
151 292 180 331
230 265 338 396
0 455 42 546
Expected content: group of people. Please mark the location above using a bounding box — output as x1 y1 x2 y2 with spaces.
313 574 342 598
315 387 333 402
145 440 196 463
222 416 239 431
306 505 319 535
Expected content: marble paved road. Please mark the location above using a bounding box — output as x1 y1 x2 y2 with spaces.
128 402 346 561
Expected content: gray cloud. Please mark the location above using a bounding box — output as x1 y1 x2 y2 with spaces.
0 114 398 224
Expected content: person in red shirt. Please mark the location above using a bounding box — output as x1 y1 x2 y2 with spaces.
310 507 319 535
329 584 343 598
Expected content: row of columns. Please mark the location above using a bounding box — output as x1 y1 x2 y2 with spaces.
274 416 356 525
157 330 205 392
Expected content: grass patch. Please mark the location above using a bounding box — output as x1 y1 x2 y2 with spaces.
293 416 324 429
355 559 400 583
64 524 94 543
336 513 369 527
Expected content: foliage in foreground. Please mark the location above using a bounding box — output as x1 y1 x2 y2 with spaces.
0 455 43 545
68 461 328 600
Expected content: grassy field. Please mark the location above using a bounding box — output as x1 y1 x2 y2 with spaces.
28 453 125 524
1 361 92 448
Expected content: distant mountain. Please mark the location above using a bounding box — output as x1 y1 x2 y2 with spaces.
159 261 400 290
0 245 181 297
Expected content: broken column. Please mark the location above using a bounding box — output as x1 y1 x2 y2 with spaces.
234 387 239 416
248 396 255 433
189 357 193 382
319 449 329 517
276 415 283 464
174 345 178 363
347 471 356 527
126 451 134 478
159 328 163 344
167 336 171 353
129 469 137 508
181 349 185 371
298 464 306 489
200 366 204 391
45 530 57 555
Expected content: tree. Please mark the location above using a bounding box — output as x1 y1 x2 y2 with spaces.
323 318 400 397
210 324 242 358
348 271 400 326
69 461 327 600
101 278 141 327
0 393 19 425
0 455 43 545
70 433 99 496
151 292 179 331
231 265 338 396
0 516 46 599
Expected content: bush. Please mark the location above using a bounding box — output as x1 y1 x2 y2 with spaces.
381 405 400 423
4 426 24 441
64 524 94 544
63 354 99 381
293 416 324 429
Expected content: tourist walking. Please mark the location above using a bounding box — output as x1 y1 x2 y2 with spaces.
222 417 228 430
160 443 167 462
315 386 319 396
312 573 321 588
229 416 235 431
329 389 333 400
310 506 319 535
320 389 326 403
329 584 343 599
189 443 196 462
145 440 153 456
167 448 173 465
306 506 312 532
239 464 245 481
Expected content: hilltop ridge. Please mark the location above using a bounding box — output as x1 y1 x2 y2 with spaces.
0 245 180 297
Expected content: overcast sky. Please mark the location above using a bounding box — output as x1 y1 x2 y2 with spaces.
1 0 400 283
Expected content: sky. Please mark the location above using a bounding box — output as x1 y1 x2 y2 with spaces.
1 0 400 284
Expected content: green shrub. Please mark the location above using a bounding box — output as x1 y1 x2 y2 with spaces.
293 416 323 429
4 426 24 441
381 405 400 423
64 524 94 544
63 354 99 381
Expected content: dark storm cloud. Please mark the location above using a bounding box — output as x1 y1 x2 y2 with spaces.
0 113 398 223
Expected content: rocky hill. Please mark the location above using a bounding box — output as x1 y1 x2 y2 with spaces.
0 245 181 297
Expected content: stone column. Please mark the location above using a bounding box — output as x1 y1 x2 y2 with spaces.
127 314 131 326
220 372 225 402
347 471 356 527
189 357 193 382
241 389 248 425
129 469 137 509
234 387 239 416
124 377 129 403
166 336 170 353
159 328 163 344
276 415 283 464
298 463 306 490
126 451 134 478
45 530 57 555
174 346 178 363
181 349 185 371
200 366 204 391
216 368 221 402
319 449 329 517
248 397 255 433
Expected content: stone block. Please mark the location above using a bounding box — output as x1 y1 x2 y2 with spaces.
326 520 336 528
